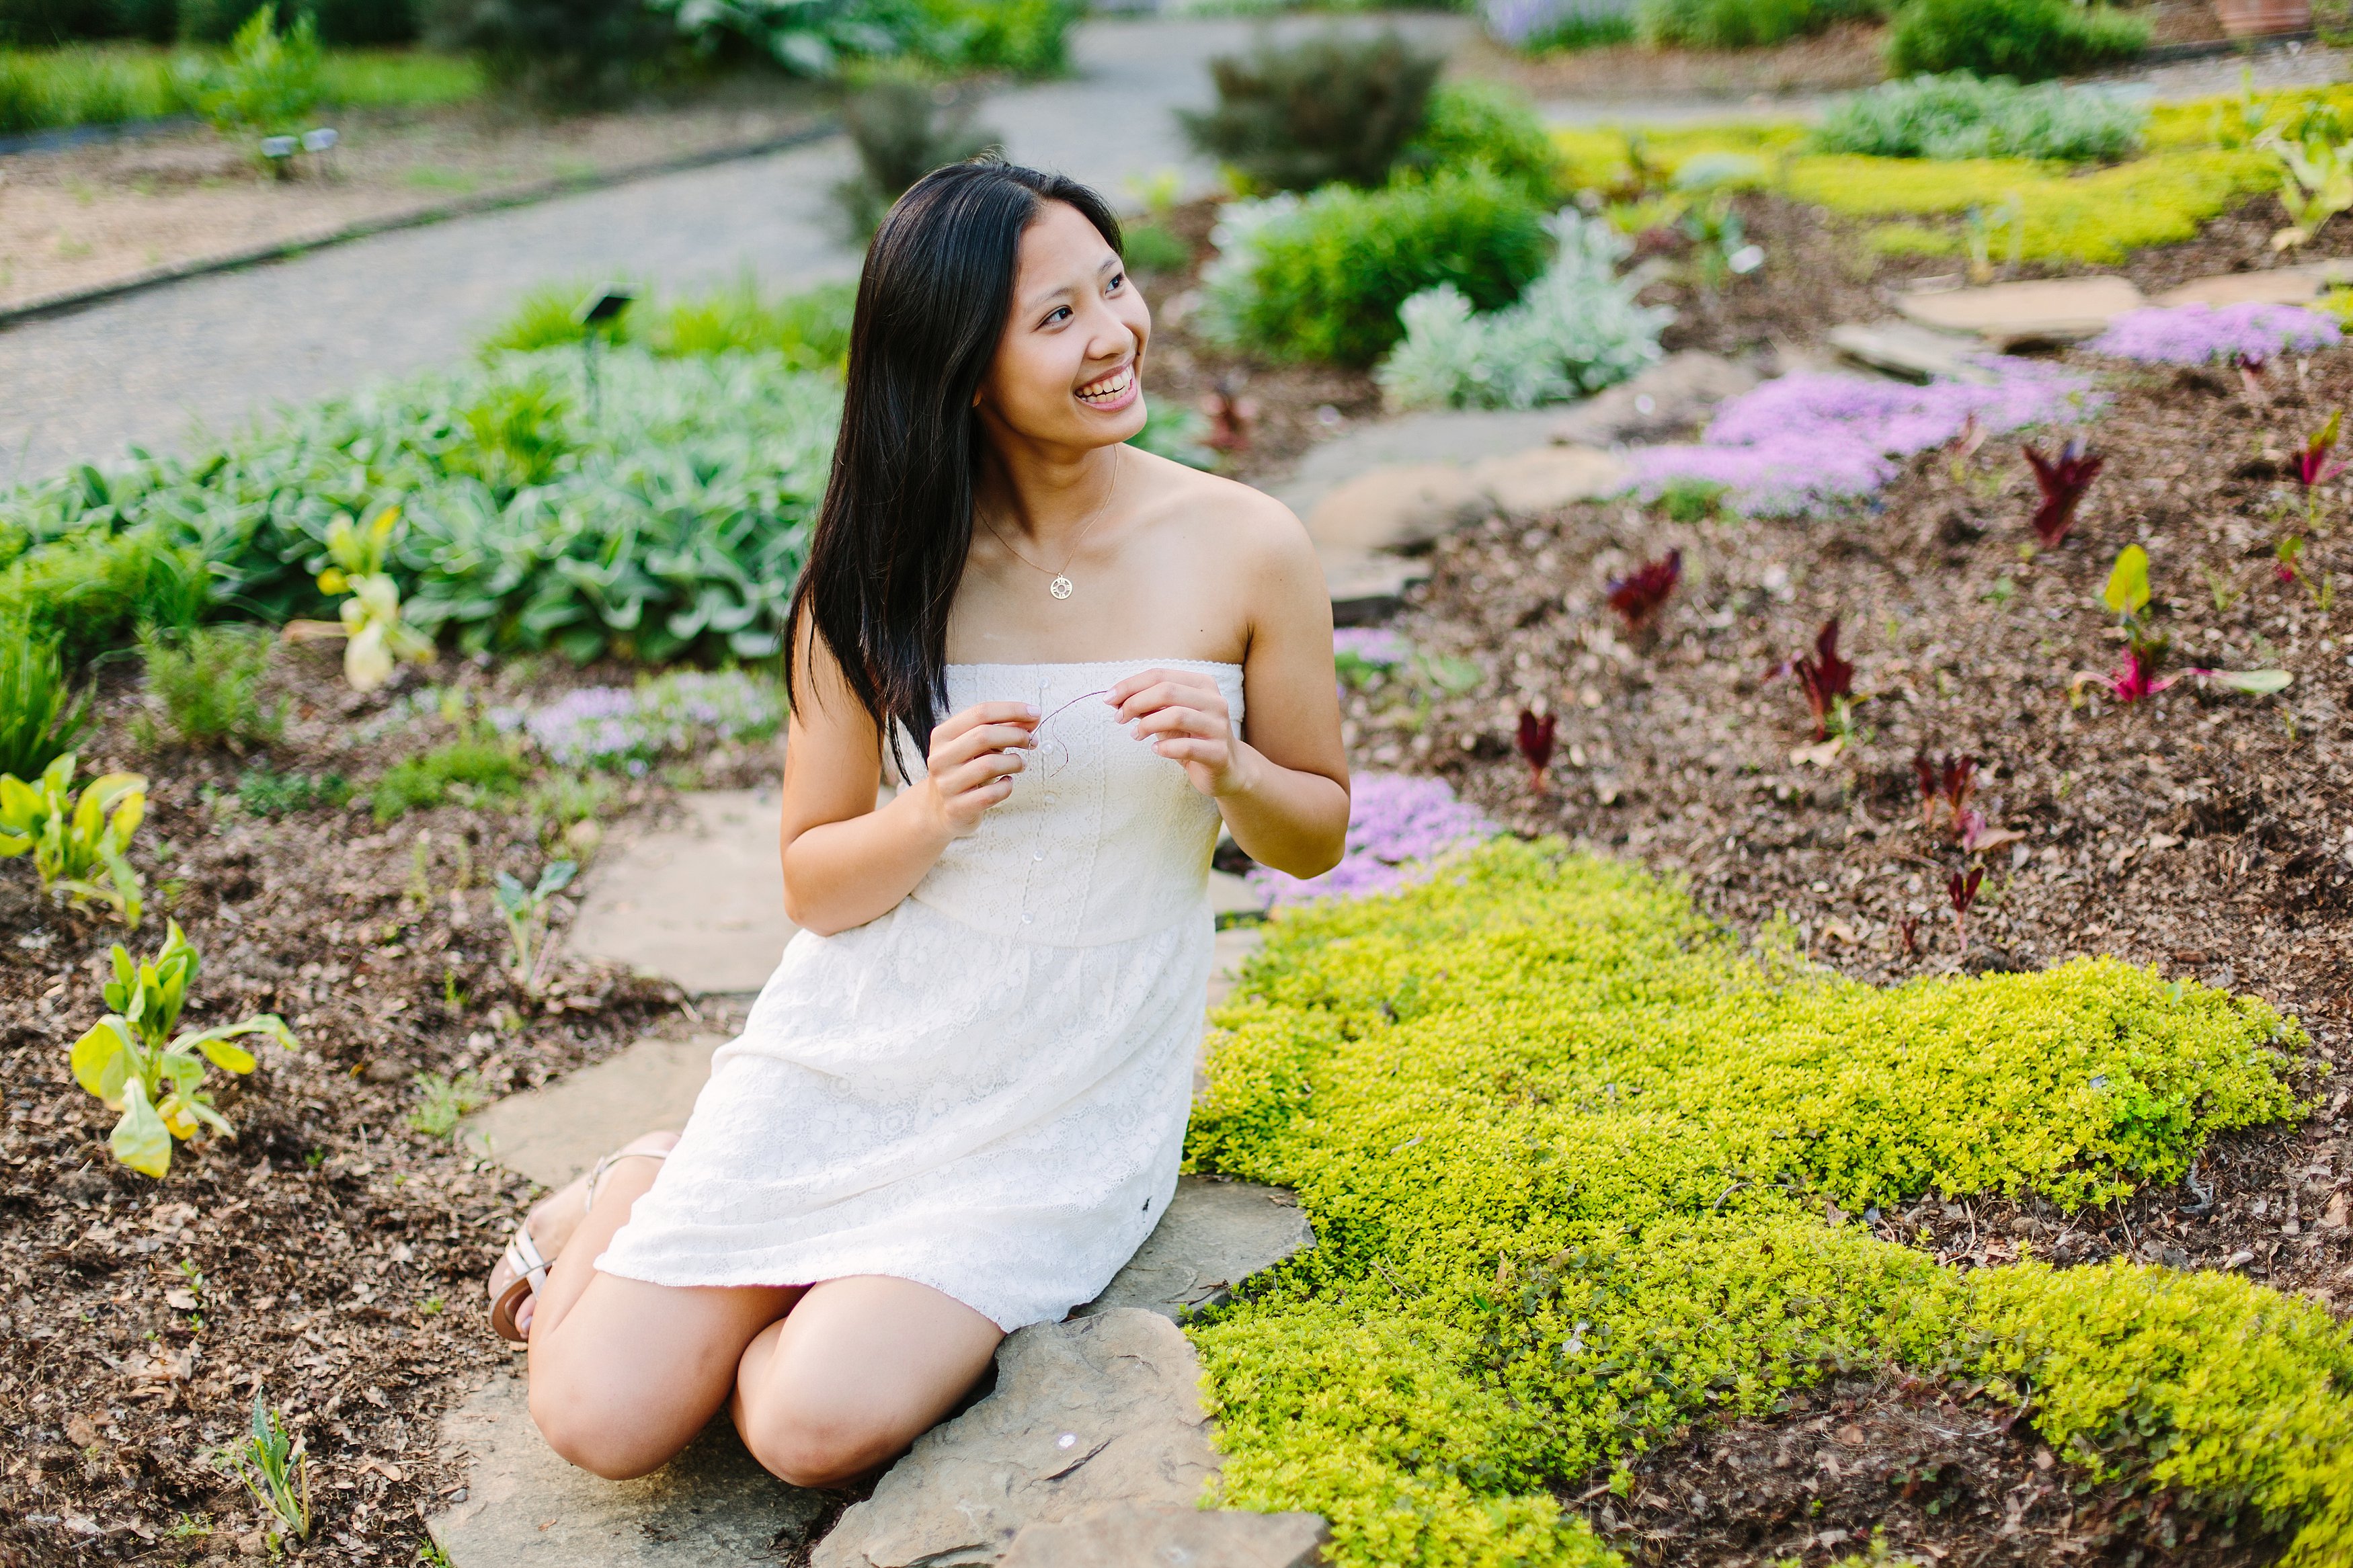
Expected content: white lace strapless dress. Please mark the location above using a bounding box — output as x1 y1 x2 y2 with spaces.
595 659 1240 1331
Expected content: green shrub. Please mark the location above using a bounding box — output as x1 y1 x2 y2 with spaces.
419 0 667 104
907 0 1076 77
370 738 527 821
1179 30 1443 193
1510 5 1637 52
181 5 321 136
1636 0 1882 50
1186 839 2320 1567
138 622 281 746
0 521 206 668
1398 78 1561 201
1200 167 1554 366
1886 0 2148 82
832 70 996 239
1121 222 1191 274
0 44 187 131
1816 72 2146 161
235 766 349 815
0 613 89 784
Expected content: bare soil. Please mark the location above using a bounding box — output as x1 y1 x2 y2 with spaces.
1455 21 1891 104
0 647 765 1565
0 85 822 315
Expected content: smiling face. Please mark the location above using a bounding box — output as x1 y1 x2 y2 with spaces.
973 199 1152 454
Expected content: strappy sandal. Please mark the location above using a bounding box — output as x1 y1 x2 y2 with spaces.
487 1147 670 1343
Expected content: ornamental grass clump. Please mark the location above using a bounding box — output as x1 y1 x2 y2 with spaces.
1245 773 1494 907
1189 839 2326 1568
1633 361 2096 516
2087 302 2341 366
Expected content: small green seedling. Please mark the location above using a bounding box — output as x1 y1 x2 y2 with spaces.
222 1389 311 1546
72 921 294 1178
0 753 147 927
494 860 576 990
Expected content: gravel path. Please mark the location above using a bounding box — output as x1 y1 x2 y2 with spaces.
0 12 1467 489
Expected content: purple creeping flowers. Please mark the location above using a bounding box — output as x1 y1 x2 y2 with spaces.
1248 772 1496 908
2088 302 2341 366
1631 360 2099 516
1332 628 1410 666
497 671 785 772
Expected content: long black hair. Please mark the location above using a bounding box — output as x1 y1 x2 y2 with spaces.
788 157 1124 774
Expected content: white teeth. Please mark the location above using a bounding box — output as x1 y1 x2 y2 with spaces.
1078 368 1132 402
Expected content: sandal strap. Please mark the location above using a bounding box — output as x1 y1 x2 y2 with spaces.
502 1220 554 1294
586 1147 669 1210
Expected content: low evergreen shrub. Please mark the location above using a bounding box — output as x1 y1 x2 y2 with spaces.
235 766 350 815
1635 0 1883 50
1814 72 2145 161
1179 29 1443 193
370 737 526 821
136 621 282 746
906 0 1075 77
1199 167 1554 366
1187 838 2331 1567
1482 0 1637 54
832 70 996 239
1886 0 2148 83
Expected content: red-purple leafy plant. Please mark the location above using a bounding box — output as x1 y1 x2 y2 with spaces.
2294 410 2344 528
1898 915 1921 956
1606 549 1682 634
2074 545 2292 704
2022 439 2104 548
1948 866 1983 952
1791 619 1856 741
1911 752 1977 832
1516 708 1557 794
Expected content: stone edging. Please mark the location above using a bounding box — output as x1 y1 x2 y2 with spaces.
0 114 835 331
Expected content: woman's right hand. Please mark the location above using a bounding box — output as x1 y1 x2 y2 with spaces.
919 702 1039 837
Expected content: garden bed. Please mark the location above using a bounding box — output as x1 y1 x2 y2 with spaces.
0 86 822 315
0 647 769 1563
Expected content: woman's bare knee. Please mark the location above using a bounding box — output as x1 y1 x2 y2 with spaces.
737 1396 903 1489
530 1380 680 1481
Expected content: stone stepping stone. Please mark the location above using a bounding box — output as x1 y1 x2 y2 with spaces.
568 788 793 996
1895 276 2145 349
1269 405 1564 522
459 1030 725 1188
1826 321 1997 385
2155 259 2353 308
1076 1174 1312 1321
1322 546 1429 626
428 1371 834 1567
1547 349 1759 445
1302 446 1628 555
998 1504 1329 1568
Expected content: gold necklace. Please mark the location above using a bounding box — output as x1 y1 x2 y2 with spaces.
983 450 1121 602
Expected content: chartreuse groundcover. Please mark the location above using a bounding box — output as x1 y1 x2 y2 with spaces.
1184 839 2353 1566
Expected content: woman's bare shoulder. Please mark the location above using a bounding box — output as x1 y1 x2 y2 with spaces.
1125 446 1314 564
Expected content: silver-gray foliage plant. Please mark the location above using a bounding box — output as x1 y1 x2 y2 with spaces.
1376 210 1671 412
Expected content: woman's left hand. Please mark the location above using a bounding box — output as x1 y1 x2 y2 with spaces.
1107 667 1249 798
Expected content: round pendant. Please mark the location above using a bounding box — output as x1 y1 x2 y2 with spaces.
1049 576 1074 600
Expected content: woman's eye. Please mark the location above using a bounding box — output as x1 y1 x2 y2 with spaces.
1044 306 1072 325
1107 271 1127 294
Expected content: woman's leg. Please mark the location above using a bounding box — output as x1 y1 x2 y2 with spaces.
526 1137 801 1480
729 1276 1004 1489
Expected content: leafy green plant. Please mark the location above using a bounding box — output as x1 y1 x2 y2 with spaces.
72 920 292 1178
479 278 854 371
370 739 528 822
904 0 1076 77
0 521 206 669
1179 30 1443 194
1200 168 1553 366
407 1069 490 1137
280 505 434 692
137 622 281 747
1396 78 1562 202
1886 0 2148 83
0 753 146 927
235 767 350 815
0 611 89 784
649 0 894 77
1814 73 2147 162
220 1388 310 1545
180 5 321 146
1636 0 1882 49
495 859 574 989
2262 125 2353 251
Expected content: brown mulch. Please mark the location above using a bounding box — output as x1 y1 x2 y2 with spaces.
1454 22 1892 102
0 647 757 1565
1574 1374 2280 1567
